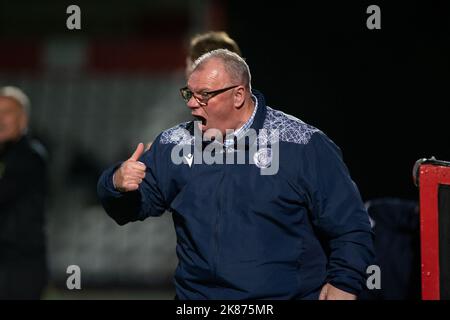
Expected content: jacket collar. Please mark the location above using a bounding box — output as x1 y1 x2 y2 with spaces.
249 89 267 132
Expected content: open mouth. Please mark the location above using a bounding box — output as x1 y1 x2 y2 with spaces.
192 115 207 127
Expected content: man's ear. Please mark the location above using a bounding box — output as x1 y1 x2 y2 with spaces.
234 86 246 109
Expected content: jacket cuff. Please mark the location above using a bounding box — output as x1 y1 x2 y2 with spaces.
328 278 362 296
103 162 124 196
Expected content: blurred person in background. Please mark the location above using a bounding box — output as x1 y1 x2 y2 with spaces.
185 31 242 78
0 86 48 299
98 49 374 300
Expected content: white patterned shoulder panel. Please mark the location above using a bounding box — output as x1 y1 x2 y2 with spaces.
159 108 319 146
159 121 194 145
261 107 320 145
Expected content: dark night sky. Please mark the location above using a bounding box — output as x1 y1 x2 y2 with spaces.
228 1 450 201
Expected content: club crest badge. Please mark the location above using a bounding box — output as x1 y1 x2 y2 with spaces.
253 148 272 169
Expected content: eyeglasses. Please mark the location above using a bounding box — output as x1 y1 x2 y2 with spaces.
180 85 239 106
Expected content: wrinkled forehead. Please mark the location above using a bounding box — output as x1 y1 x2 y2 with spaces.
187 59 231 90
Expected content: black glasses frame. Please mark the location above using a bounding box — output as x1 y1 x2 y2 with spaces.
180 85 239 106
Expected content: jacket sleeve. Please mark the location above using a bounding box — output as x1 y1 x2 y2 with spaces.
302 131 375 295
97 137 167 225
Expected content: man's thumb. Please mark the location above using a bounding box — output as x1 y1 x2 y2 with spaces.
129 142 145 161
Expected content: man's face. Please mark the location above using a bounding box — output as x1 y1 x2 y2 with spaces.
186 59 237 137
0 96 27 144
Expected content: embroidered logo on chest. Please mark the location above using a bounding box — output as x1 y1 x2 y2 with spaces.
253 148 272 169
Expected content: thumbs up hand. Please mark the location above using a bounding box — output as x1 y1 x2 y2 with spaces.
113 143 146 192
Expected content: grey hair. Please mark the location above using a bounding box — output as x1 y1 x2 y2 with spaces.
0 86 30 116
191 49 252 90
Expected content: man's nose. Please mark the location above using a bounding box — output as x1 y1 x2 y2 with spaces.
186 96 201 109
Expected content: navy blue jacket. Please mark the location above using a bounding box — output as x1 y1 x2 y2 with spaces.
97 91 375 299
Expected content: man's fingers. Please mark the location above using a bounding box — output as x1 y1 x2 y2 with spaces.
128 171 146 180
117 181 141 192
125 178 143 185
123 174 143 183
318 285 328 300
127 161 146 172
125 183 140 191
121 164 146 179
321 284 356 300
129 142 145 161
145 141 153 151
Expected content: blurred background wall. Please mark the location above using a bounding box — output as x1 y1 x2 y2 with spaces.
0 0 449 299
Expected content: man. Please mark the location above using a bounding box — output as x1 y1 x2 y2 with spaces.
98 49 375 299
0 86 48 299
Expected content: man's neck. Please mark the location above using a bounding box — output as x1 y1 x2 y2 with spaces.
234 96 255 131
